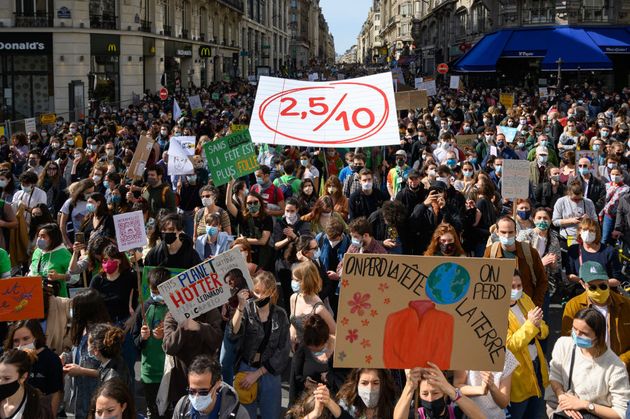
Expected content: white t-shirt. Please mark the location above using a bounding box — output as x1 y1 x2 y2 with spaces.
60 198 88 232
303 165 320 181
510 303 538 361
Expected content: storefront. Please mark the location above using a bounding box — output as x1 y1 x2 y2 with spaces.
198 44 212 87
90 34 120 103
164 41 192 92
0 32 53 121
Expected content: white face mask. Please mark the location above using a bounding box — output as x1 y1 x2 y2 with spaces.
285 212 298 225
17 342 35 351
361 181 373 191
581 230 596 244
357 385 380 409
201 197 215 207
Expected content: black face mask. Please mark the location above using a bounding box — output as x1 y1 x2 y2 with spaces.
132 190 142 199
255 296 270 308
420 397 447 418
0 380 20 401
440 243 456 255
162 232 177 245
58 152 68 160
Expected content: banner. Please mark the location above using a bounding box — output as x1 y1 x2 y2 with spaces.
141 266 186 301
113 210 147 252
158 248 255 322
334 254 515 371
204 130 259 187
250 73 399 148
167 136 196 175
0 276 44 322
395 90 428 111
127 135 154 179
502 160 531 200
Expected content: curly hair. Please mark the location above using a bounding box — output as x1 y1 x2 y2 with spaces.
89 323 125 359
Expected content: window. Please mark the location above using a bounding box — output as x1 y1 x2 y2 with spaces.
199 7 207 39
400 2 411 17
499 1 518 26
526 0 555 23
456 11 467 37
14 0 53 26
471 3 488 33
182 0 190 33
90 0 116 29
581 0 609 22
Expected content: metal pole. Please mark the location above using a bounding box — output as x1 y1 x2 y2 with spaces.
556 57 563 109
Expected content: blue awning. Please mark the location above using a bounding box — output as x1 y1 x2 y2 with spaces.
453 26 621 73
451 30 512 72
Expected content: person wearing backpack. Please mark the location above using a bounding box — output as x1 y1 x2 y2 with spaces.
251 165 285 217
145 165 177 217
273 159 302 198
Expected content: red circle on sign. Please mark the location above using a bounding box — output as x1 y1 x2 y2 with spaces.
437 63 449 74
159 88 168 100
258 82 390 145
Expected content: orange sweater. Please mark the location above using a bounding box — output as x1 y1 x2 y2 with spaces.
383 300 454 370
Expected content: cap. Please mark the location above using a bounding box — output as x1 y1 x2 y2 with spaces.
395 149 407 157
579 261 608 283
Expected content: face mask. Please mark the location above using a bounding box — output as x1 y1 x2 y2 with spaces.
499 235 515 247
106 149 115 157
0 180 7 188
86 203 96 213
311 348 326 357
535 220 550 231
67 139 74 146
70 128 77 134
36 238 48 250
161 129 168 136
396 159 405 167
162 232 178 245
0 380 20 401
102 259 119 275
463 170 473 178
151 292 164 303
147 178 159 187
601 131 609 137
255 296 270 308
327 187 337 194
578 167 590 176
189 393 213 413
428 169 437 177
572 330 594 349
446 158 456 167
303 186 313 194
587 286 610 305
439 242 455 255
17 342 35 351
247 203 260 213
550 174 560 182
361 182 372 191
495 166 502 174
255 176 265 186
357 386 380 409
538 155 548 164
22 185 32 194
285 212 298 225
581 230 596 244
607 162 617 170
517 210 531 220
351 237 363 247
511 289 523 301
186 175 197 183
300 159 309 167
485 135 493 142
497 141 505 148
92 175 102 183
436 176 449 185
201 197 215 207
612 175 622 184
206 226 219 237
517 142 525 149
291 280 301 293
421 397 447 417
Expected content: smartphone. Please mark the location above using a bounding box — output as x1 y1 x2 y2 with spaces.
75 232 85 244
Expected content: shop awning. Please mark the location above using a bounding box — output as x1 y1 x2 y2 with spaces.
453 26 621 72
586 27 630 54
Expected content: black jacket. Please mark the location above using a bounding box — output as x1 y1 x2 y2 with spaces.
395 185 427 217
580 174 606 214
535 181 566 210
144 235 202 269
348 188 385 220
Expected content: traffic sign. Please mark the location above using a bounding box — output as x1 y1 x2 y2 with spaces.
437 63 449 74
159 87 168 100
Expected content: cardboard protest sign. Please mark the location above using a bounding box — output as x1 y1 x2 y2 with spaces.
308 73 319 81
502 159 531 200
204 130 259 187
334 254 515 371
250 73 399 148
157 248 255 322
499 93 515 108
449 75 460 90
230 124 248 133
113 211 147 252
395 90 428 111
538 87 548 98
188 95 203 116
141 266 186 301
24 117 36 133
417 80 437 97
0 277 44 322
167 136 196 175
497 126 518 143
455 134 477 148
128 135 154 179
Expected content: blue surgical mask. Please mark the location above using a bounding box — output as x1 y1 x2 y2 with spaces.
86 203 96 213
578 167 590 176
313 248 321 260
291 280 301 293
150 292 164 303
499 235 515 247
189 393 213 413
495 166 502 174
103 180 110 189
206 226 219 237
255 176 264 185
351 237 362 247
446 158 457 167
572 330 594 349
36 238 48 250
311 348 326 357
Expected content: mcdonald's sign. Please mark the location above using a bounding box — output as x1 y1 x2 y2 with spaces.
199 46 212 58
91 34 120 56
107 43 117 53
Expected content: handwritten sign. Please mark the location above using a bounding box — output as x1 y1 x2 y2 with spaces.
499 93 515 109
0 277 44 322
449 75 461 90
334 254 515 371
414 77 423 89
167 136 196 175
113 211 147 252
24 118 36 134
157 248 254 322
502 159 531 200
417 80 437 97
250 73 399 148
188 95 203 116
395 90 428 111
211 92 220 101
141 266 185 301
204 130 259 187
230 124 248 133
128 135 154 179
455 134 477 147
497 126 518 143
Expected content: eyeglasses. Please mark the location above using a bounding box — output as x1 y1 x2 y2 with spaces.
186 388 211 396
577 165 590 168
588 283 609 291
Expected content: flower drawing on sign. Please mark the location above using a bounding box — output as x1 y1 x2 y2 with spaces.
348 292 371 316
338 351 347 361
341 317 349 326
361 319 370 327
384 297 391 305
365 355 373 364
360 338 371 349
346 329 359 343
341 279 349 288
370 309 378 317
378 282 389 292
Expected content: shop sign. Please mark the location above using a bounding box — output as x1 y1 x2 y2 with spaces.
40 113 56 124
91 34 120 56
176 48 192 57
604 46 629 54
502 50 545 57
57 7 71 19
199 46 212 58
0 33 52 55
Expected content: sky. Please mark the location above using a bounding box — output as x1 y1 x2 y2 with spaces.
319 0 372 55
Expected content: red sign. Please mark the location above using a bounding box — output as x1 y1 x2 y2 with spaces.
0 277 44 322
437 63 449 74
159 87 168 101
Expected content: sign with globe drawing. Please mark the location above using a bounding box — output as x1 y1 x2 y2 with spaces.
334 254 516 372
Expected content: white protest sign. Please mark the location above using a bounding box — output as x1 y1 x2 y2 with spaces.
308 73 319 81
158 248 254 322
449 75 460 90
24 118 36 133
113 211 147 252
498 126 518 143
414 77 423 89
167 136 196 175
538 87 548 98
418 80 437 96
502 160 531 200
188 95 203 114
250 73 400 148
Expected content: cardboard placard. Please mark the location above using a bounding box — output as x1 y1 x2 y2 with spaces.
0 276 44 322
395 90 428 111
127 135 154 179
334 254 515 371
24 118 36 133
499 93 515 109
157 248 254 322
204 130 259 187
449 75 461 90
455 134 477 147
167 136 196 175
230 124 249 133
188 95 203 116
141 266 186 301
502 159 531 200
113 210 148 252
417 80 437 97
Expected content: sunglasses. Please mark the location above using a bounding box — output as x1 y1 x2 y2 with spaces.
186 388 211 396
588 283 609 291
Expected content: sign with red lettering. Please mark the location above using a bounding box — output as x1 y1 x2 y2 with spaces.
0 277 44 322
157 248 254 322
249 73 399 147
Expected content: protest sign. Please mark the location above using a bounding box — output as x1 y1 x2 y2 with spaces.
211 92 220 100
167 136 196 175
128 135 154 179
449 75 460 90
334 254 515 371
337 74 345 80
576 150 599 172
141 266 186 301
417 80 437 97
250 73 399 148
24 117 36 133
204 130 259 187
113 211 147 252
395 90 428 111
391 68 405 86
499 93 515 108
230 124 249 133
497 126 518 143
502 159 531 200
414 77 423 89
308 73 319 81
188 95 203 116
455 134 477 147
0 276 44 322
158 248 254 322
538 87 548 98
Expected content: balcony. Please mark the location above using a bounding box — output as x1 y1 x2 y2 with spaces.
140 19 152 33
199 33 205 41
14 12 53 27
581 6 609 23
217 0 244 13
90 14 117 30
163 25 172 36
182 29 189 39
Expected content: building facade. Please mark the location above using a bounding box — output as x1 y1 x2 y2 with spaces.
357 1 383 65
288 0 335 70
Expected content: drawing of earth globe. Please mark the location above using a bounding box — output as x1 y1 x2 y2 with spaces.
426 262 470 304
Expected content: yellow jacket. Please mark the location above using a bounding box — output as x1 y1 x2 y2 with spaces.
507 293 549 403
